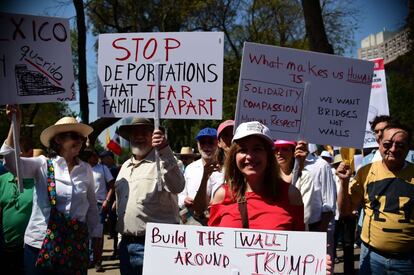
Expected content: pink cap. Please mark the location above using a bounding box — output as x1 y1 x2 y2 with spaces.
217 120 235 138
274 140 297 147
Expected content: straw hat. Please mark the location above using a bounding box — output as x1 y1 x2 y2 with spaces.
40 117 93 147
333 154 343 164
179 147 195 155
32 148 45 157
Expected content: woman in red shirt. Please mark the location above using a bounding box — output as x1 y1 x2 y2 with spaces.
208 121 305 231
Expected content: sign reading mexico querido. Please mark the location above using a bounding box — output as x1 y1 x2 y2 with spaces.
97 32 224 119
0 12 75 104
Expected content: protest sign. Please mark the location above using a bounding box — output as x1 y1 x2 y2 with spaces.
235 42 374 148
97 32 223 119
363 58 390 148
0 12 75 104
143 222 326 275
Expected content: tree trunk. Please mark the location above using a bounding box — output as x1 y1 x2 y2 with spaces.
301 0 334 54
73 0 89 123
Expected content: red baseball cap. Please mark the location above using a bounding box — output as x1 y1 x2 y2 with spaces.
274 140 297 147
217 120 235 138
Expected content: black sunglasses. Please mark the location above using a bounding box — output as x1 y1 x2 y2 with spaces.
61 131 86 141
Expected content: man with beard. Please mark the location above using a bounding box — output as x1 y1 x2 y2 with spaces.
115 118 185 275
178 127 223 225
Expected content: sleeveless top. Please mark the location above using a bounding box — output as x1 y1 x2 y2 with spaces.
208 181 304 231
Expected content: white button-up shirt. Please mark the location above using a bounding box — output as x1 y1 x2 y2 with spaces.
0 143 100 248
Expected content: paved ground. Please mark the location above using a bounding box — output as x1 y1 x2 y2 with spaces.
89 235 360 274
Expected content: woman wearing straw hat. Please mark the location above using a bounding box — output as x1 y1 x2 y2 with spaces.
1 105 100 275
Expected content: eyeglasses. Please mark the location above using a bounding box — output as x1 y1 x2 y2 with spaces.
199 139 216 146
374 128 384 134
61 132 86 141
382 141 408 150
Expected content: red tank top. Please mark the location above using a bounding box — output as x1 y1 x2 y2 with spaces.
208 181 304 231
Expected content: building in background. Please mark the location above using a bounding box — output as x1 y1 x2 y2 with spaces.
358 28 410 64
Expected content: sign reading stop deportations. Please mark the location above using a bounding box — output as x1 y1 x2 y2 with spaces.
97 32 224 119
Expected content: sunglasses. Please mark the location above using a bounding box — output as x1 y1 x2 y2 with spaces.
382 141 408 150
199 139 216 145
61 131 86 141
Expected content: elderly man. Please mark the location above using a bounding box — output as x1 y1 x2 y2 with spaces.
337 122 414 274
115 118 185 275
178 127 223 224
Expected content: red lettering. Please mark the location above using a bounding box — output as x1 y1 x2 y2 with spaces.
131 38 144 62
181 85 192 99
112 38 131 61
164 38 181 62
143 38 157 60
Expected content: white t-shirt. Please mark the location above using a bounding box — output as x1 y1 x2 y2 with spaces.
92 163 114 202
178 158 224 208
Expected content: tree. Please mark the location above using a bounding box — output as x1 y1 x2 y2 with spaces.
74 0 359 150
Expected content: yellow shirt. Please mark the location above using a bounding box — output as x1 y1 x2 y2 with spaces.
349 161 414 254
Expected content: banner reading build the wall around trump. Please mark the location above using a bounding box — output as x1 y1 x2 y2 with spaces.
97 32 224 119
143 223 327 275
0 13 75 104
235 42 374 148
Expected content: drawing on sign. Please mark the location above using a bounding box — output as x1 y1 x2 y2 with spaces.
15 64 65 96
0 13 75 105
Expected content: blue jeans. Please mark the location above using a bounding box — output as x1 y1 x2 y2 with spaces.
360 242 414 274
119 238 145 275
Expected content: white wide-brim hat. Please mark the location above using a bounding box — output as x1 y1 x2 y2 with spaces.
40 117 93 147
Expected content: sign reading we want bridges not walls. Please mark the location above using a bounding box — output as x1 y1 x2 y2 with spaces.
97 32 224 119
236 42 375 148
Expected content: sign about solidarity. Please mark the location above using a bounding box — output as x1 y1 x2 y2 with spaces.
0 12 75 105
97 32 224 119
143 223 326 275
235 42 374 148
363 58 389 148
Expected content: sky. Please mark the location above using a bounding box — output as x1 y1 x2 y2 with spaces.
0 0 409 144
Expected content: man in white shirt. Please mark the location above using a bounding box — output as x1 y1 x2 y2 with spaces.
84 149 114 272
178 127 223 225
115 118 185 275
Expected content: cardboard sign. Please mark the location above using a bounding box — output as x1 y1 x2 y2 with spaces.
363 58 390 148
235 42 374 148
97 32 223 119
143 223 326 275
0 13 75 104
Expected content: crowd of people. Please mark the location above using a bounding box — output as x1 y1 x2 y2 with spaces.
0 104 413 275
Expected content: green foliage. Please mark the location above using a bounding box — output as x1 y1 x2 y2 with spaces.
82 0 359 151
0 102 74 149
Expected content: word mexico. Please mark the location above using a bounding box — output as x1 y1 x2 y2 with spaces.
143 223 327 275
98 32 224 119
0 13 75 105
235 42 374 148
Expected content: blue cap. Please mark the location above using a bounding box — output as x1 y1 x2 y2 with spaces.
196 128 218 141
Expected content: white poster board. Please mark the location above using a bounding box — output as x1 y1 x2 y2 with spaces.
0 12 75 104
235 42 374 148
143 223 326 275
363 58 390 148
97 32 223 119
